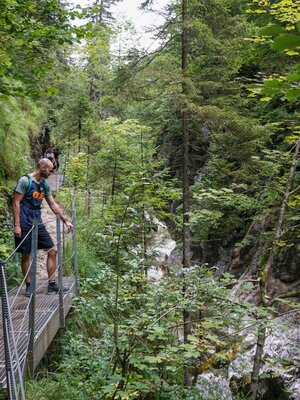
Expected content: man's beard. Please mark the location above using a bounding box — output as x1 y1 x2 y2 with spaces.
41 171 48 178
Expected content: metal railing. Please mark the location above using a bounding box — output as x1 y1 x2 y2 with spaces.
0 179 79 400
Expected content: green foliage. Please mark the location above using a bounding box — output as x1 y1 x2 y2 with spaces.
0 0 85 95
0 96 44 179
65 153 87 189
51 71 95 151
27 174 268 399
183 105 282 241
0 186 12 259
190 187 256 240
26 250 255 399
246 0 300 100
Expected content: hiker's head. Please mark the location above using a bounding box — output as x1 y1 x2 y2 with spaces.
38 158 54 178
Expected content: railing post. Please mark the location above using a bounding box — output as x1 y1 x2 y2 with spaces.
28 218 38 378
56 215 65 328
55 171 58 191
0 260 17 400
12 220 19 279
62 220 66 253
71 201 80 295
14 252 19 280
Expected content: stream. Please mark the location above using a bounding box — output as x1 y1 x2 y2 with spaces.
147 217 177 280
147 219 299 400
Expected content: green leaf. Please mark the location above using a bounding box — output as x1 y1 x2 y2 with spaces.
144 355 163 364
289 215 300 221
285 89 300 100
152 325 165 333
102 384 116 394
109 374 123 383
286 73 300 82
260 373 271 379
263 79 287 89
272 34 300 52
118 390 129 397
286 50 299 56
259 25 284 37
260 87 282 96
45 87 58 95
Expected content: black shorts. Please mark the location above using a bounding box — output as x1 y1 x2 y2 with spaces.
15 224 54 254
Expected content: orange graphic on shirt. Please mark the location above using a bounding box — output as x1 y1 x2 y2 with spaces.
32 191 45 199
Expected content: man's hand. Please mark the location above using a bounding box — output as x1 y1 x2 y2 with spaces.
65 221 73 233
13 226 22 238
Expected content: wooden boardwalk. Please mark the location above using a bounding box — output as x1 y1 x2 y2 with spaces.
0 276 76 388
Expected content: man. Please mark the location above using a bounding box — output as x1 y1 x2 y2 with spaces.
12 158 73 296
45 147 56 168
53 147 61 171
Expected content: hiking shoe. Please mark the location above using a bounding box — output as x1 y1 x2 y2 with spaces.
25 285 32 297
47 282 69 295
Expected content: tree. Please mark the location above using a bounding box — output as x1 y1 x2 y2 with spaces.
181 0 193 386
0 0 84 96
247 0 300 101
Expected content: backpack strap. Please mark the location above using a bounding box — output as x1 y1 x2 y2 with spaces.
41 178 50 193
25 175 32 195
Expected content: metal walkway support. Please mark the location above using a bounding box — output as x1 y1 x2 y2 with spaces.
28 218 38 379
71 201 80 295
56 216 65 329
0 261 26 400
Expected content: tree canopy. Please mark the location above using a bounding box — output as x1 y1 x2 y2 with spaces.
0 0 299 399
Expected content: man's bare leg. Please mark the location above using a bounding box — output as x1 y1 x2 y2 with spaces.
46 248 57 282
21 253 31 284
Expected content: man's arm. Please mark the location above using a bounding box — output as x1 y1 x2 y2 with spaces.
12 192 24 238
45 195 73 232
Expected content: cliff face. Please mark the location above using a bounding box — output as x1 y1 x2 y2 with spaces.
185 213 299 399
271 244 300 298
189 214 300 302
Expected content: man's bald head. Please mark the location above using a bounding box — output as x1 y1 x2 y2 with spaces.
37 158 54 179
38 158 53 169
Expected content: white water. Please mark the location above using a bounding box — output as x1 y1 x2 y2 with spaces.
147 217 176 280
229 313 300 399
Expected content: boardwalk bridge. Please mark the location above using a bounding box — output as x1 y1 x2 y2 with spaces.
0 174 79 399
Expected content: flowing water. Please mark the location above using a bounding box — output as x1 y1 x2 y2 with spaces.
147 217 177 280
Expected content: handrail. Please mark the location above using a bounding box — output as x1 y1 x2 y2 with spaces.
0 172 79 397
4 227 35 264
0 260 26 400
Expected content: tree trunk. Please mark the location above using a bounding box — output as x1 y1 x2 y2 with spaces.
249 324 266 400
140 129 147 276
265 137 300 280
249 137 300 399
86 145 91 216
112 140 117 200
182 0 191 270
78 117 82 153
181 0 192 386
